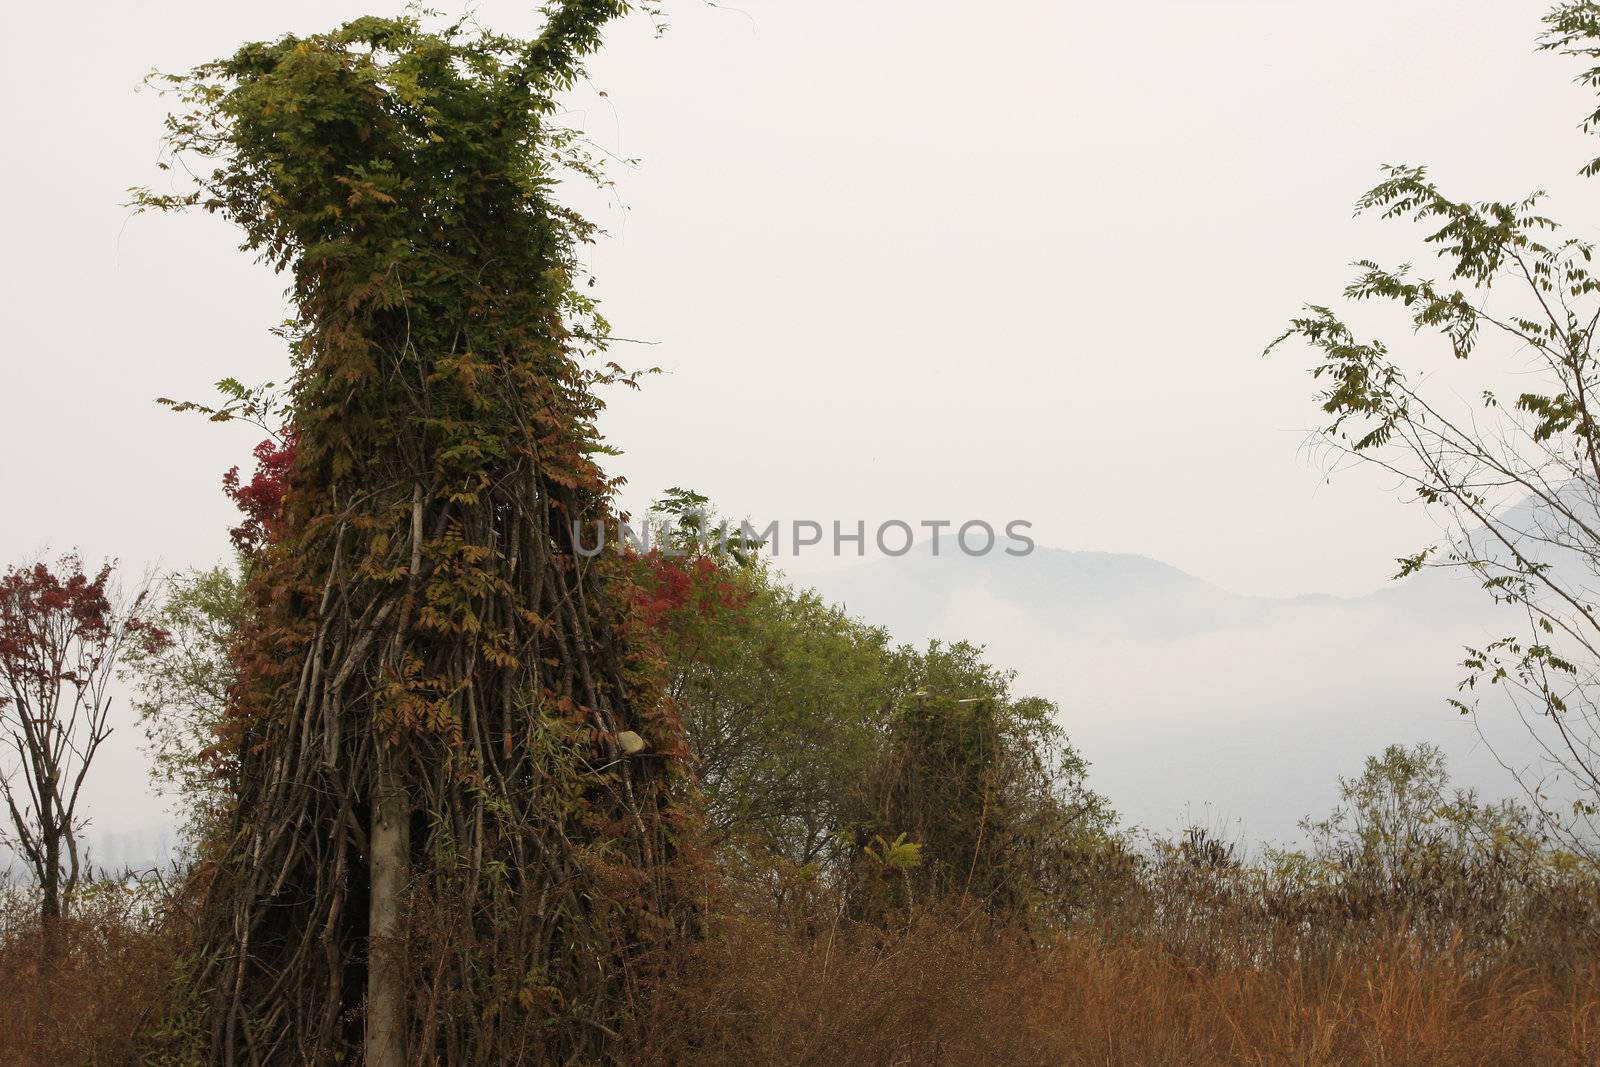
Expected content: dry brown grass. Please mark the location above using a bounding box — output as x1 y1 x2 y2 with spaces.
648 910 1600 1067
2 875 1597 1065
0 880 175 1067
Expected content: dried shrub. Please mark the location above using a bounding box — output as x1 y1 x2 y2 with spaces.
0 876 179 1067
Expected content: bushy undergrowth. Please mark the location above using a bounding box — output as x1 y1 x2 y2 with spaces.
5 792 1600 1066
0 876 179 1066
631 742 1600 1065
641 815 1600 1064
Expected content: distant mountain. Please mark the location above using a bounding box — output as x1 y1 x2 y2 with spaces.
817 546 1292 639
802 544 1531 847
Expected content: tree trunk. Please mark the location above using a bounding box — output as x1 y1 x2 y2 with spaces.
366 749 410 1067
40 808 61 968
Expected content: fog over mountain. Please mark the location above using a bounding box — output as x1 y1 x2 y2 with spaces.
803 543 1541 847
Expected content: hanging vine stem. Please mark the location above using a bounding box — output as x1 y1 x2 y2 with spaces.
133 5 701 1062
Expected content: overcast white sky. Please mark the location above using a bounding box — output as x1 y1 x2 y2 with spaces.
4 0 1598 836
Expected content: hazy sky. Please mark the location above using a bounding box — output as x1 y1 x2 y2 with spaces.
4 0 1598 836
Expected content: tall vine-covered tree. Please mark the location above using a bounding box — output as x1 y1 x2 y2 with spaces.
135 5 698 1062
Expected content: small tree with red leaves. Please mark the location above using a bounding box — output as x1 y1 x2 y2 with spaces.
221 435 293 561
0 554 165 960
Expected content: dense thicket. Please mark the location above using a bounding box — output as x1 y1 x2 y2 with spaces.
134 6 698 1062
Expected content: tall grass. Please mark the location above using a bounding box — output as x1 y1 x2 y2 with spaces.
650 908 1600 1066
1 859 1597 1065
0 877 175 1066
7 743 1600 1067
641 793 1600 1067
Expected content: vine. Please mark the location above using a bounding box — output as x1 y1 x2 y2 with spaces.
135 5 698 1061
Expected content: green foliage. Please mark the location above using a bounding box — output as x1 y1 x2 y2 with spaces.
132 11 641 504
851 663 1117 926
1269 2 1600 856
666 569 901 861
862 832 923 872
123 565 244 847
1248 744 1599 951
156 378 288 441
634 495 1119 922
1543 2 1600 176
1283 743 1544 890
648 487 763 564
